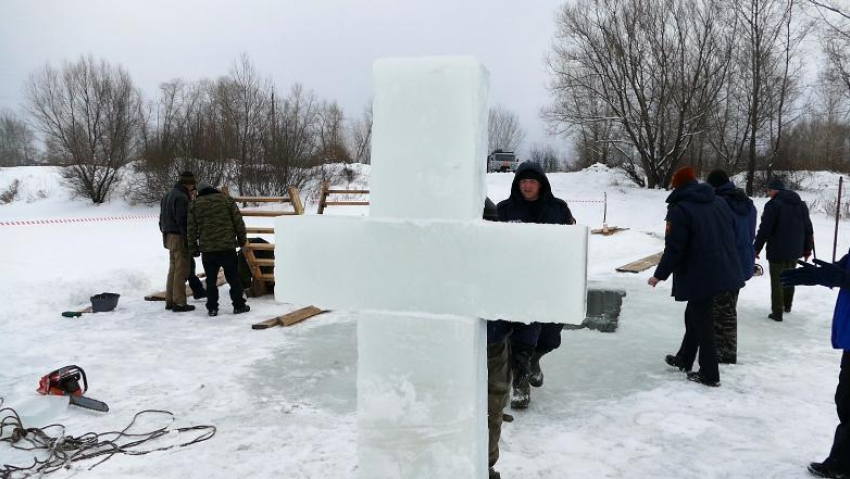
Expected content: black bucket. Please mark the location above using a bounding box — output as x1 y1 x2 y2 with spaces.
90 292 120 313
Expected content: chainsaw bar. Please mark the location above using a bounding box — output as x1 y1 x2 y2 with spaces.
69 395 109 413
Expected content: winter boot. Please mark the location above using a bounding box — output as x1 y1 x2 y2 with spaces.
234 304 251 315
193 288 207 300
808 462 849 479
172 304 196 313
686 371 720 387
511 375 531 409
768 313 783 322
665 354 688 371
528 350 545 388
208 308 218 317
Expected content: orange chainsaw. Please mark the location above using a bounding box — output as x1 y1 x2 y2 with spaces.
37 365 109 412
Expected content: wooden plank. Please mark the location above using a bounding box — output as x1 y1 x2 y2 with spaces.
246 227 274 234
288 186 305 215
591 226 629 236
325 201 370 206
615 252 663 273
243 243 275 251
317 180 330 215
251 306 326 330
251 259 276 266
327 189 370 195
233 196 292 203
256 273 276 281
241 210 298 217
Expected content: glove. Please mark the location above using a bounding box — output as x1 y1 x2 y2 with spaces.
781 259 846 289
192 250 201 258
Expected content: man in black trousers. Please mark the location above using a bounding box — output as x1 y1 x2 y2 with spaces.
649 167 744 387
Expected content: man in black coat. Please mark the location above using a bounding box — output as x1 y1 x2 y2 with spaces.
495 161 575 409
754 178 814 321
158 171 198 312
649 167 745 387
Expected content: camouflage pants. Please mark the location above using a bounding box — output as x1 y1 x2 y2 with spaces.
712 290 739 364
488 338 511 468
769 260 797 316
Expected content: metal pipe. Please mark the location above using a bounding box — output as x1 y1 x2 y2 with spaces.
834 176 843 263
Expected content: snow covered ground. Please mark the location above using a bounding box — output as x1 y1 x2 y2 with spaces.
0 165 847 478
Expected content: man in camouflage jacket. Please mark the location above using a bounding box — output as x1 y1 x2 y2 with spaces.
187 181 250 316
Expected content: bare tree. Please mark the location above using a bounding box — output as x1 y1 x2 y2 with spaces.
348 103 372 164
529 143 567 172
25 55 142 203
315 101 351 164
488 105 526 153
731 0 807 194
546 0 736 188
0 109 37 166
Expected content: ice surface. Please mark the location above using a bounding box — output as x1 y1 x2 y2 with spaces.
274 215 588 325
357 312 487 479
369 56 489 222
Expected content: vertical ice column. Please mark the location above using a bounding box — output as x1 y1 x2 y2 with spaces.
357 57 490 479
358 313 487 479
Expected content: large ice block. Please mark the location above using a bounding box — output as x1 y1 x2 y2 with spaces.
357 312 487 479
274 215 588 325
370 57 489 222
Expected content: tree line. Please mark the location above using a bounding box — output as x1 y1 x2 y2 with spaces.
545 0 850 192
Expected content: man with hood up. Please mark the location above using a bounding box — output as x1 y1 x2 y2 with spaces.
187 181 250 317
495 161 575 410
754 178 814 322
706 169 758 364
649 166 745 387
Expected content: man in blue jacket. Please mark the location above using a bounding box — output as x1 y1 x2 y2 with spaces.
754 179 814 321
782 257 850 478
706 169 757 364
495 161 575 409
649 167 745 387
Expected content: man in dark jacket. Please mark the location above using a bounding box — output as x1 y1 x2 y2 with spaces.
495 161 575 409
754 178 814 321
706 169 757 364
187 181 250 316
159 171 197 312
649 167 745 387
782 256 850 479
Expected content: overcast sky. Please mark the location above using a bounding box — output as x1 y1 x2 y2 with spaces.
0 0 569 156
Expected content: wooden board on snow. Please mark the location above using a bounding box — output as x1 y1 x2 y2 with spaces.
251 306 326 330
615 252 663 273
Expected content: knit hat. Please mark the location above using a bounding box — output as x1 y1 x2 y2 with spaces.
706 169 730 188
671 166 697 189
767 178 785 191
196 181 213 192
178 171 196 186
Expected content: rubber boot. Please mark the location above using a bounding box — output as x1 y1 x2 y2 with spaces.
510 343 533 409
528 350 545 388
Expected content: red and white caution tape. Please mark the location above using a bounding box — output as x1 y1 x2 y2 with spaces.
0 213 158 226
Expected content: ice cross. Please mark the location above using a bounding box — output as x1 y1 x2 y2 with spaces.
275 56 588 479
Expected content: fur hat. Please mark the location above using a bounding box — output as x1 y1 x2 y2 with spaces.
178 171 196 186
671 166 697 189
767 178 785 191
706 169 730 188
